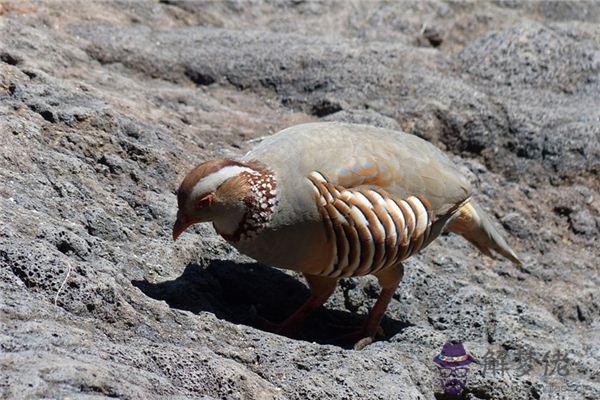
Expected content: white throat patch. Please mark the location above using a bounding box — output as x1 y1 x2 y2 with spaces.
191 165 257 200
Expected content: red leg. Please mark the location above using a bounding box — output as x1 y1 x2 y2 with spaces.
331 264 404 349
364 287 396 334
352 286 397 349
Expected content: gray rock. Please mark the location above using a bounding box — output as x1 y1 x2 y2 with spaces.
569 209 599 238
501 212 532 240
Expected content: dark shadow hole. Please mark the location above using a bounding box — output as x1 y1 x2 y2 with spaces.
132 260 411 348
311 99 342 117
0 52 20 65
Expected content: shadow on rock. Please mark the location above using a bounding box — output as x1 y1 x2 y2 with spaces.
132 260 411 348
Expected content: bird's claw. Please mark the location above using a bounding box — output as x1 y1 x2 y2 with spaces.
353 336 374 350
328 325 385 349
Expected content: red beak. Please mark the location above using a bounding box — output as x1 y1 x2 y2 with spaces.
172 213 193 241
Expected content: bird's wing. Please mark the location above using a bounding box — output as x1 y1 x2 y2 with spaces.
307 171 436 277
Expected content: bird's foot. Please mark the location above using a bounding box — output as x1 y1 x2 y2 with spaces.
354 336 374 351
328 325 385 350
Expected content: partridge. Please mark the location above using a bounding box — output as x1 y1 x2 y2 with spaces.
173 122 522 348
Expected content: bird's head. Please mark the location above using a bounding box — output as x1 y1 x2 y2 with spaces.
172 159 261 241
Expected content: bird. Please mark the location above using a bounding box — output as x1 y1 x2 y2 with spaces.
173 122 522 349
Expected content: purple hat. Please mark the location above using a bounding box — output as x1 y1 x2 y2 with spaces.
433 341 474 367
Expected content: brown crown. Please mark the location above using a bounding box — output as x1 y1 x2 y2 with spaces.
177 159 245 207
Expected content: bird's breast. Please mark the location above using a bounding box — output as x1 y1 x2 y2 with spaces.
226 173 333 274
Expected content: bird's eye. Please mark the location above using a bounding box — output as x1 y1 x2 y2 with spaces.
197 194 214 208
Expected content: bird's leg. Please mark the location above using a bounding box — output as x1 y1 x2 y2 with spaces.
351 285 397 350
258 274 337 337
331 264 404 350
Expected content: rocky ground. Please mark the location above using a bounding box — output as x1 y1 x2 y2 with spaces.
0 1 599 399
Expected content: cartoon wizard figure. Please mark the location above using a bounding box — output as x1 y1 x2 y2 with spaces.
433 341 474 395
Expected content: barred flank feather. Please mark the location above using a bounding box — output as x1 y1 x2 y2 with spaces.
308 171 435 277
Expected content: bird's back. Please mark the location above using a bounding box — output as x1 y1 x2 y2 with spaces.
243 122 472 221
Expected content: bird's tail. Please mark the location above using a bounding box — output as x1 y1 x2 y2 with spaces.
447 200 522 265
